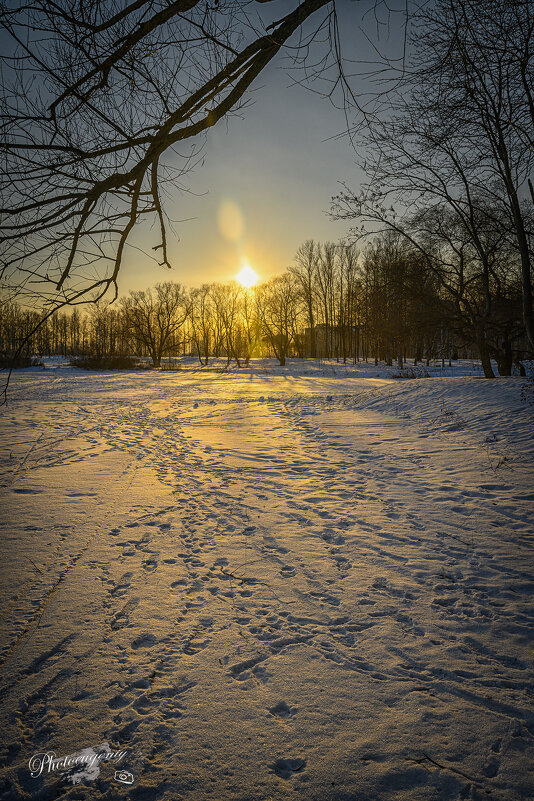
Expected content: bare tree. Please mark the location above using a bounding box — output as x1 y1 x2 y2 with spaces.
333 0 534 373
239 284 261 366
87 302 123 360
211 282 242 368
0 0 341 315
189 284 215 367
418 0 534 350
289 240 320 359
4 236 523 370
257 275 299 366
336 242 359 362
334 0 534 357
121 281 186 366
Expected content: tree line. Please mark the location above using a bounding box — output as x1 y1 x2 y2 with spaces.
1 0 531 382
1 233 529 375
332 0 534 379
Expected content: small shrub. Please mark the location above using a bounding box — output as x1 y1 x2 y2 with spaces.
433 398 467 430
159 362 182 371
0 354 44 369
69 355 140 370
391 366 430 379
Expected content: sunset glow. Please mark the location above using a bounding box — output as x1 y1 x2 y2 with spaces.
237 264 258 288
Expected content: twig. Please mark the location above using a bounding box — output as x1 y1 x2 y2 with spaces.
412 752 482 785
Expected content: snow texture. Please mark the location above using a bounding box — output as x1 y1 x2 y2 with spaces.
0 358 533 800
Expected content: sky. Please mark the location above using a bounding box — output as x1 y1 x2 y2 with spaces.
120 1 406 294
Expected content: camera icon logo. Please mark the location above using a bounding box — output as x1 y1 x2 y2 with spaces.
115 770 134 785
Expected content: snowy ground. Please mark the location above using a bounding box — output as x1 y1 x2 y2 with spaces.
0 359 533 801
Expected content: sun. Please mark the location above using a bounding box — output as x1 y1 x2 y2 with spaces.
237 264 258 288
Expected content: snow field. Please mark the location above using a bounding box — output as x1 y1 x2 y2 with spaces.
0 361 533 800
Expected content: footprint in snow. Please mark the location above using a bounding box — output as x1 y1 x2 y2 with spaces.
483 756 500 777
334 554 351 571
272 758 306 779
111 598 139 630
321 531 345 545
251 664 270 683
268 701 297 719
107 694 130 709
132 633 157 649
263 535 289 554
132 694 155 715
279 565 296 578
183 637 209 656
431 596 459 607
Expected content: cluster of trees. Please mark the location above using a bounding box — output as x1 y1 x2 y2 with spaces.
333 0 534 378
1 234 529 374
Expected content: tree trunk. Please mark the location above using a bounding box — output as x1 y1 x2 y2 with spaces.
495 339 513 376
507 179 534 350
513 356 526 377
309 320 316 359
476 331 495 378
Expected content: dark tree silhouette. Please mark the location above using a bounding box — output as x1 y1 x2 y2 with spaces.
1 0 340 311
333 0 534 372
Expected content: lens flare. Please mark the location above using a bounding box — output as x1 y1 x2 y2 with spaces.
217 200 244 243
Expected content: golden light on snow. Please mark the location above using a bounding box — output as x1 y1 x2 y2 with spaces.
237 264 258 288
217 200 244 243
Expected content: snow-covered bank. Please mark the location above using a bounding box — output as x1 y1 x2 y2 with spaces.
0 364 533 800
31 354 534 378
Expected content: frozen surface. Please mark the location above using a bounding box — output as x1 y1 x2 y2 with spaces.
0 360 533 800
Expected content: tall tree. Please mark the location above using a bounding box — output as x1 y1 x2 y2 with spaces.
333 0 534 371
121 282 186 366
415 0 534 349
257 275 299 366
290 241 319 359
